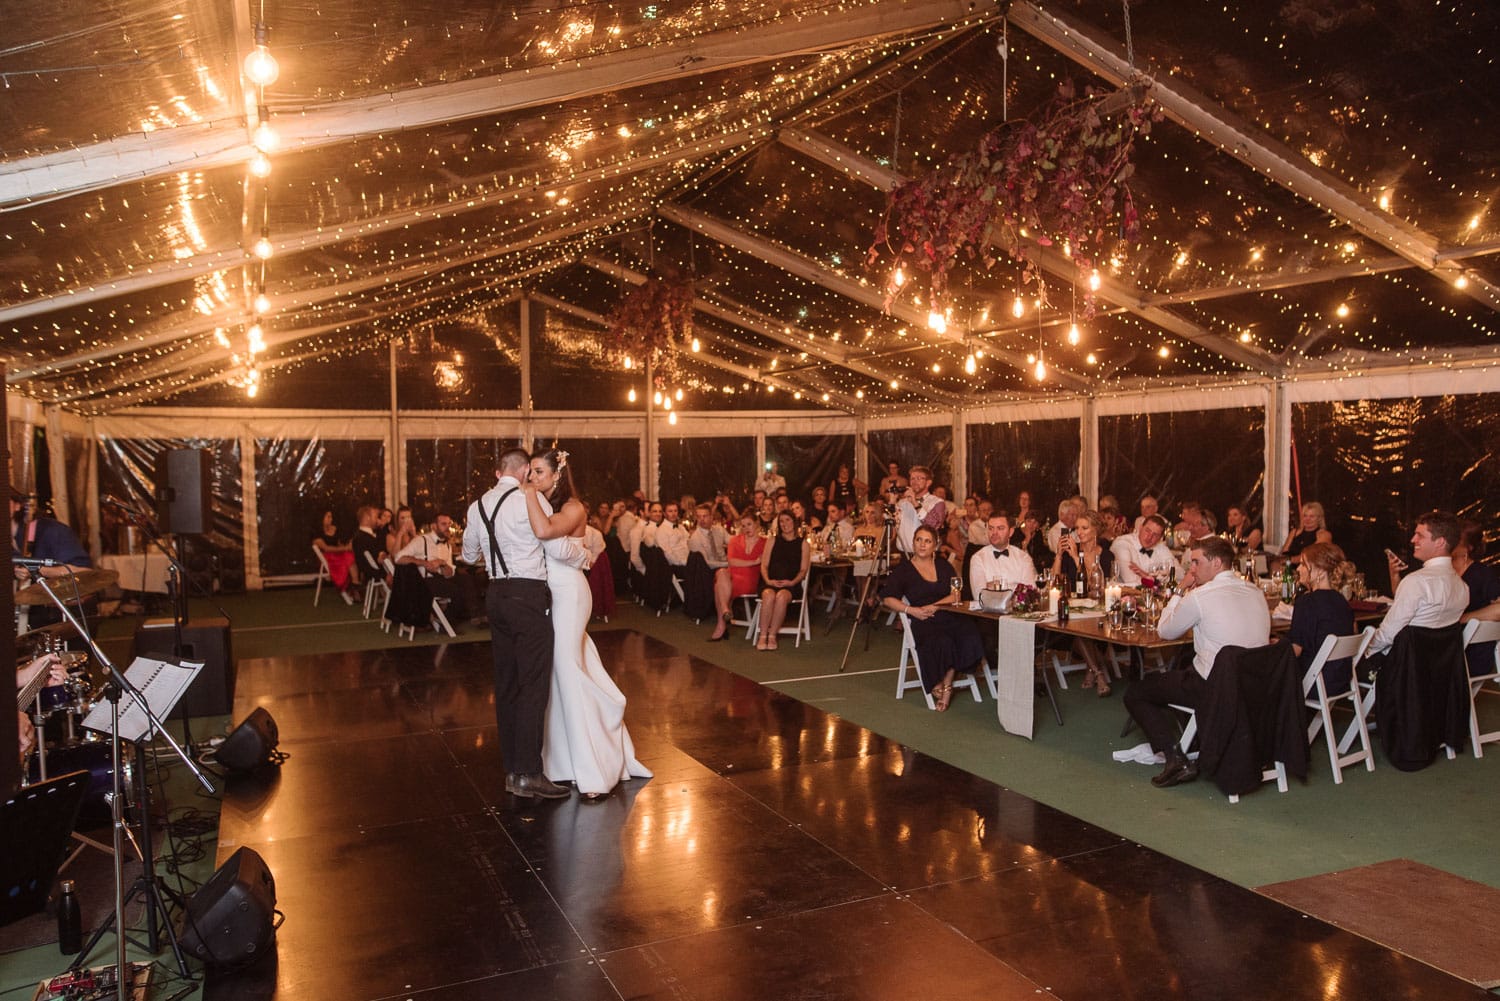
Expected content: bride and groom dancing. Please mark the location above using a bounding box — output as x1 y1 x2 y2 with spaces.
462 446 651 800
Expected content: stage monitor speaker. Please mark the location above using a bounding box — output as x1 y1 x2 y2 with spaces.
132 617 234 719
178 846 277 966
156 448 212 535
217 707 279 772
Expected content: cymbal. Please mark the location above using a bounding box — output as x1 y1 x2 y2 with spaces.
14 568 120 605
18 620 78 643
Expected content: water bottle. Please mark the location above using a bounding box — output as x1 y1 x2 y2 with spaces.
57 879 82 955
1280 564 1296 603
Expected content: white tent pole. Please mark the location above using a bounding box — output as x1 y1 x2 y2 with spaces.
85 419 101 564
520 297 533 450
1081 397 1099 505
43 405 69 526
950 409 966 501
644 354 657 499
1265 381 1292 553
389 338 401 510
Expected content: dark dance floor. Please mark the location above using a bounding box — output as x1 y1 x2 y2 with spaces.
208 631 1489 1001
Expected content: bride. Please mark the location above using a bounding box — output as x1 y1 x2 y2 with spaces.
522 448 652 799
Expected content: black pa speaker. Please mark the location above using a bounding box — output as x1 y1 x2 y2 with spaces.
156 448 213 535
178 846 277 966
132 617 234 718
217 707 279 772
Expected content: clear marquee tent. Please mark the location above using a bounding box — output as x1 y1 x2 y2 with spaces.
2 0 1498 588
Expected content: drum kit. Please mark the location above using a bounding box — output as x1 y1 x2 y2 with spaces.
15 569 127 826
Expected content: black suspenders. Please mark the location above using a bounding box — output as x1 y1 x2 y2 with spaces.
477 487 520 578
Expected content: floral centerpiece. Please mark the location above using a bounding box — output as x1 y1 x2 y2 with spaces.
1009 582 1041 614
869 78 1159 317
604 273 695 382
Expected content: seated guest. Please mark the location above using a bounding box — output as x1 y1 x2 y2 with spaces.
688 503 730 568
709 515 766 641
1096 495 1126 541
1454 520 1500 676
374 506 394 550
1133 494 1160 532
773 491 791 515
1012 508 1048 566
809 486 830 529
853 501 886 545
613 498 639 550
1365 510 1468 665
387 505 417 561
351 505 386 585
395 513 479 624
967 499 993 548
756 496 777 534
313 509 358 605
879 524 986 712
1046 497 1082 555
629 501 662 577
1013 490 1037 531
1110 514 1175 587
1226 505 1263 551
789 498 811 528
1050 509 1114 597
1284 542 1358 694
756 512 811 651
894 465 945 554
656 502 690 572
1126 536 1272 787
1175 504 1218 575
1282 502 1334 562
969 513 1037 594
711 492 740 526
820 501 855 548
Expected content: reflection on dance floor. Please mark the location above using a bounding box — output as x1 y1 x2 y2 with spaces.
209 632 1489 1001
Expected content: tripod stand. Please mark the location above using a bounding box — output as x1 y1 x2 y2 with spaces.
17 562 215 1001
836 508 898 674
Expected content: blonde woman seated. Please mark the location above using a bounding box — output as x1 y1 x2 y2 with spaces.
878 524 985 711
756 511 811 650
1049 509 1116 695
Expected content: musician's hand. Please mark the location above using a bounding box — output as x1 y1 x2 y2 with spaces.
18 710 35 763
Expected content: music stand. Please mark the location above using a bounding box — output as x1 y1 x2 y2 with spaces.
1 770 89 927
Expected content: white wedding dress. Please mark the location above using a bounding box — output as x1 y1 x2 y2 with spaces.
542 545 652 796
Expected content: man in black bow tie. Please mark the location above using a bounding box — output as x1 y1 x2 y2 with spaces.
1110 514 1172 585
968 514 1037 596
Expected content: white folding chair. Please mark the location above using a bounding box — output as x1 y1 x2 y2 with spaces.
1303 627 1376 783
747 587 812 647
362 553 390 620
312 545 332 605
378 557 396 631
1462 619 1500 758
1169 704 1286 804
895 612 994 708
430 597 456 637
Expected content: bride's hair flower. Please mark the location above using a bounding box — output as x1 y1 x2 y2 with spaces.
555 449 569 471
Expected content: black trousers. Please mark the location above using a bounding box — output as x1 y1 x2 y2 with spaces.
487 578 552 776
1124 668 1207 754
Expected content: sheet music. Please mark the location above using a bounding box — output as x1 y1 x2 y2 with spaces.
82 656 203 743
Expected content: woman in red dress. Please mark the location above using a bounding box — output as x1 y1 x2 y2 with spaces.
709 514 766 640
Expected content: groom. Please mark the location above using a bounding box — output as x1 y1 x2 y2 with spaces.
462 447 584 799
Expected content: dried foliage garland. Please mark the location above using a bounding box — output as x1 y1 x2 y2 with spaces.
604 274 695 380
870 79 1160 317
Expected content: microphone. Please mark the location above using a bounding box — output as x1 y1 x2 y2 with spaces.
12 556 60 568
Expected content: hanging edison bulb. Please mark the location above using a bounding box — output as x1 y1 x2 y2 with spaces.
1067 323 1081 346
252 117 279 153
668 410 678 426
623 355 633 370
627 388 637 403
1088 269 1102 291
1011 295 1025 319
249 152 273 178
891 266 906 288
652 390 662 406
690 337 701 352
964 353 977 375
253 291 272 314
252 233 274 260
1033 356 1047 381
674 387 683 401
927 311 946 333
244 24 279 85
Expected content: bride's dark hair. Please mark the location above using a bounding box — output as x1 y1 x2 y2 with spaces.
533 448 576 507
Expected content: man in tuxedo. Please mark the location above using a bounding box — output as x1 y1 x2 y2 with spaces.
1110 514 1175 586
968 513 1037 596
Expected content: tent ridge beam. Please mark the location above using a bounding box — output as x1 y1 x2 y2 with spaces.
1007 0 1500 314
0 0 999 206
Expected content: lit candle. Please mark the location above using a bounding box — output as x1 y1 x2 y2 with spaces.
1048 587 1061 616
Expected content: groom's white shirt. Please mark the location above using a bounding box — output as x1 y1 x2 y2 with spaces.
462 475 588 579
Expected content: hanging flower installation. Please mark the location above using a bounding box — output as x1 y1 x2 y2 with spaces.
870 79 1159 318
605 274 695 381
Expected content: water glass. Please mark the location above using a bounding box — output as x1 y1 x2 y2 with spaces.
949 576 963 601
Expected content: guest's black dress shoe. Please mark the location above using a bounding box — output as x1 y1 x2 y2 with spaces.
1151 751 1199 788
511 773 571 799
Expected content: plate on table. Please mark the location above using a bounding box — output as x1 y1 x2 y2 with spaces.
1068 598 1098 609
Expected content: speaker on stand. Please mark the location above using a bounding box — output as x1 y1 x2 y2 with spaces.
155 448 213 536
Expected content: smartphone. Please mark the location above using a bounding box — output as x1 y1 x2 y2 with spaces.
1384 548 1408 571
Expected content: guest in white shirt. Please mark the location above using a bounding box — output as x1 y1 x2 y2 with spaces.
754 462 786 496
1367 511 1469 656
688 503 730 567
1046 497 1083 554
820 501 856 548
1110 514 1174 586
629 501 663 575
655 503 690 569
968 514 1037 595
397 512 481 623
1125 536 1271 788
967 499 994 548
894 465 945 554
1132 494 1159 533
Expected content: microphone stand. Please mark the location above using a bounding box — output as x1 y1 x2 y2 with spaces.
20 566 215 1000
